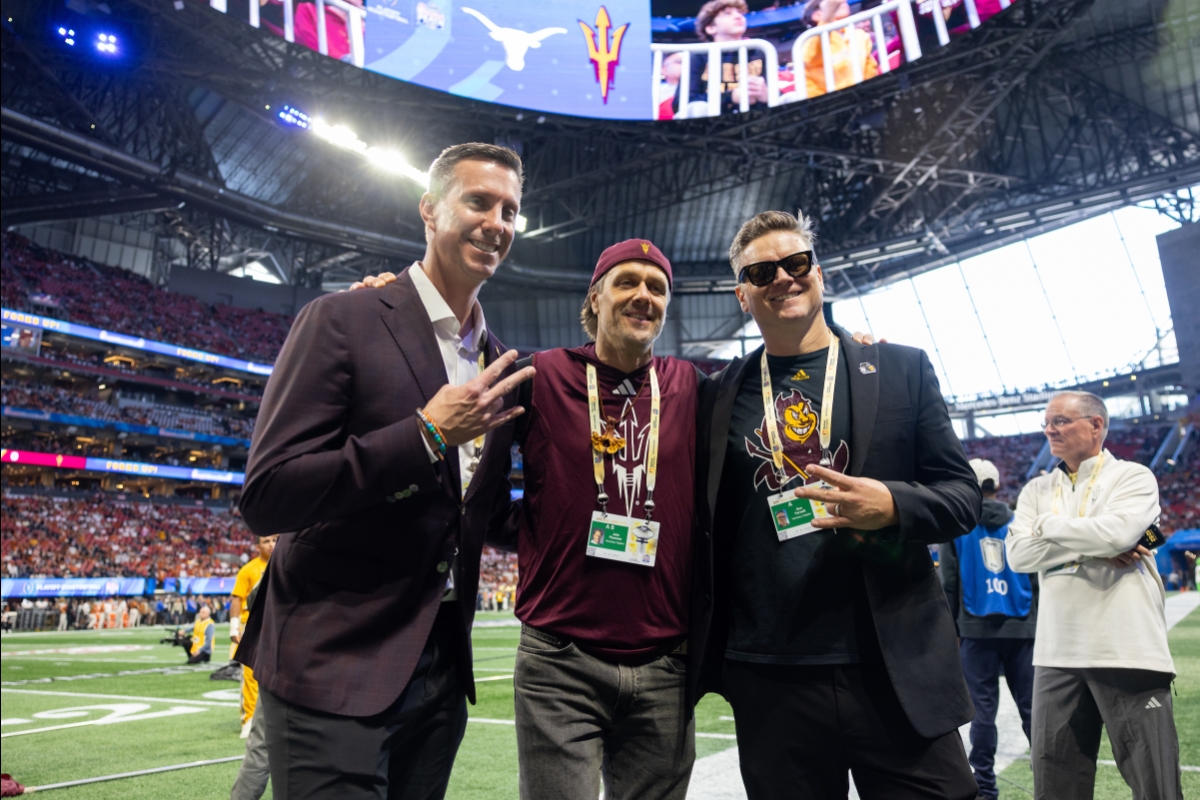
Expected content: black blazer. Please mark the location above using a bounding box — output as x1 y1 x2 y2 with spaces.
689 325 980 739
236 268 519 717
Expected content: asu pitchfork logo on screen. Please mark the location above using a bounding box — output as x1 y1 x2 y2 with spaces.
578 6 628 103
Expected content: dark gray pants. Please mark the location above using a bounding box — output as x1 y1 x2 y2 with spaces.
1032 666 1182 800
260 606 467 800
513 625 694 800
231 699 269 800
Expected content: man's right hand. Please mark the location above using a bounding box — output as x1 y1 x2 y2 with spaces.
422 350 535 446
1107 544 1152 568
347 272 397 291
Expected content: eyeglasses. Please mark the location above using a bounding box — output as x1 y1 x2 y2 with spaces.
1043 416 1089 430
737 250 815 287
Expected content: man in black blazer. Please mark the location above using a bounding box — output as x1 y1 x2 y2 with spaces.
689 210 981 799
236 143 534 800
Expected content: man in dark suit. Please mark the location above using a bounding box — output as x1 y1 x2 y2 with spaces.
689 210 982 799
235 143 535 800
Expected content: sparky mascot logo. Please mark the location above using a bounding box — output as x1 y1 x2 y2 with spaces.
579 6 628 103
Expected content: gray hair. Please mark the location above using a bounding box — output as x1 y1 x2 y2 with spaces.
728 210 815 275
1054 390 1110 434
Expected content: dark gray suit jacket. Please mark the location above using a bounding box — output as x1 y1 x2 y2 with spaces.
236 268 518 717
690 325 980 738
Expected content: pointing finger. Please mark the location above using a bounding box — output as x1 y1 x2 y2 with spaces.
475 350 521 388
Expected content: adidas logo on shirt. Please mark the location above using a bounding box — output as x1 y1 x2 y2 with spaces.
1145 697 1163 709
791 369 811 382
613 379 638 396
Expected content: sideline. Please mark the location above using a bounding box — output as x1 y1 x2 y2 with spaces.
27 756 245 792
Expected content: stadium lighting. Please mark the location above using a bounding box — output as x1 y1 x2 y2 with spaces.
277 105 310 129
57 26 76 45
516 214 528 233
364 148 430 187
95 33 118 54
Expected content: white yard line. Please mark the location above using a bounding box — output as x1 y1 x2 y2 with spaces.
2 688 239 707
1165 592 1200 631
28 755 245 792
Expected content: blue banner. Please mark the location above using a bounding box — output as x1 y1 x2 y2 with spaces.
179 577 239 595
2 577 148 598
81 456 244 485
2 308 273 376
2 406 251 448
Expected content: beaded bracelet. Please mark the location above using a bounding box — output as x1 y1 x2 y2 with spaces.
416 408 448 460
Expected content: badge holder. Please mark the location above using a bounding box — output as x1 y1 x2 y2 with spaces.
584 364 661 568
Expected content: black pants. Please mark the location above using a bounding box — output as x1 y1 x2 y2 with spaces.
261 604 468 800
959 638 1034 799
722 659 978 800
186 649 211 664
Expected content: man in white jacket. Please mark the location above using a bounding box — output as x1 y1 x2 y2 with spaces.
1007 391 1181 800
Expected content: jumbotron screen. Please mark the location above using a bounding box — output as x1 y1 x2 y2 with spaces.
212 0 1015 120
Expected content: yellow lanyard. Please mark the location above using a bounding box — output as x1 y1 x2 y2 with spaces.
1051 451 1104 517
473 350 486 453
586 363 660 518
760 334 839 483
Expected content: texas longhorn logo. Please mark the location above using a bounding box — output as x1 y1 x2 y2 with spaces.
579 6 628 103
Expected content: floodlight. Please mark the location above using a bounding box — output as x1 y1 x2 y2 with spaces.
516 215 528 233
96 32 119 54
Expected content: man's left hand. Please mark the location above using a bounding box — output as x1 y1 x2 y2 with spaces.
793 464 899 530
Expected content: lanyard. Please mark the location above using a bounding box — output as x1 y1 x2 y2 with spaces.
587 363 661 519
761 334 839 483
1051 451 1104 517
473 350 486 453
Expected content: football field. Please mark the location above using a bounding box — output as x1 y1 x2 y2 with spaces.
2 606 1197 799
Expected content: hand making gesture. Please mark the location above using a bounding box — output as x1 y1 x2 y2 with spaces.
792 464 900 531
421 349 535 447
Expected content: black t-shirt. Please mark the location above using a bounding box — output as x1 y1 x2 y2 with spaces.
676 50 768 114
724 347 874 664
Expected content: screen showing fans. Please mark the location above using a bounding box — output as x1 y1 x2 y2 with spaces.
212 0 1016 120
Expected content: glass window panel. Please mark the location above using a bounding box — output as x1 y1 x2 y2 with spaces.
908 266 1000 399
954 247 1073 391
972 410 1047 437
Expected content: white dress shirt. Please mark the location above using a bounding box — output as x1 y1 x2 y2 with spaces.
409 262 489 496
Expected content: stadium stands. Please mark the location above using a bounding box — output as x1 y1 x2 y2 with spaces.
1 493 253 580
960 432 1043 504
2 378 255 439
3 232 291 363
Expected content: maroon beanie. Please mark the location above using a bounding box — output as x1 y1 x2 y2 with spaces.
590 239 673 288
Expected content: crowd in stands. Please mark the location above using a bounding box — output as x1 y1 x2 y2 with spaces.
478 546 518 612
1160 445 1199 534
1 493 255 580
1 378 255 439
1 594 234 632
961 432 1044 505
3 233 291 364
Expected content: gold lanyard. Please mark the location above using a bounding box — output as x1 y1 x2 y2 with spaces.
761 334 839 483
1051 451 1104 517
587 363 660 518
473 350 486 453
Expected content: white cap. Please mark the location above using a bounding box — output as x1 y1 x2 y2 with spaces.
969 458 1000 489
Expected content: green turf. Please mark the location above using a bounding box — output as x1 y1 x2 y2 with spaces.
3 606 1194 799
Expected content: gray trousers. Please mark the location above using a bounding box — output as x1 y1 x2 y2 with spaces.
231 699 269 800
513 625 695 800
1032 666 1182 800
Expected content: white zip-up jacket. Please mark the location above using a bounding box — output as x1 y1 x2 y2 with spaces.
1007 449 1173 675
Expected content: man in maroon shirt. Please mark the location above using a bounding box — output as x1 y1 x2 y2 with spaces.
510 240 699 800
355 240 701 799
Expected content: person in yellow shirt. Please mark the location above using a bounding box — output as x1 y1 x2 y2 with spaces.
230 534 277 739
800 0 880 98
187 606 215 663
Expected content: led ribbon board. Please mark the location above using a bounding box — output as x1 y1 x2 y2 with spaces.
1 448 245 485
2 578 148 598
211 0 1016 121
1 308 274 377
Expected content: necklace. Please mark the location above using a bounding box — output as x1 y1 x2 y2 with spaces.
589 370 649 454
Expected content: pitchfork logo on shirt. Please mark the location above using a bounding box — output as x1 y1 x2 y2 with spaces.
608 395 650 516
744 389 849 492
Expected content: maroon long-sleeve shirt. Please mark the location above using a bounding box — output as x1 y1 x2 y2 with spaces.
515 344 697 661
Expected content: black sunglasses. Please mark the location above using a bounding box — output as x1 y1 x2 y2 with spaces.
737 250 815 287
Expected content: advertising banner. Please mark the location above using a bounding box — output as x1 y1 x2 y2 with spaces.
1 308 274 376
2 577 148 598
1 448 245 485
1 406 252 448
